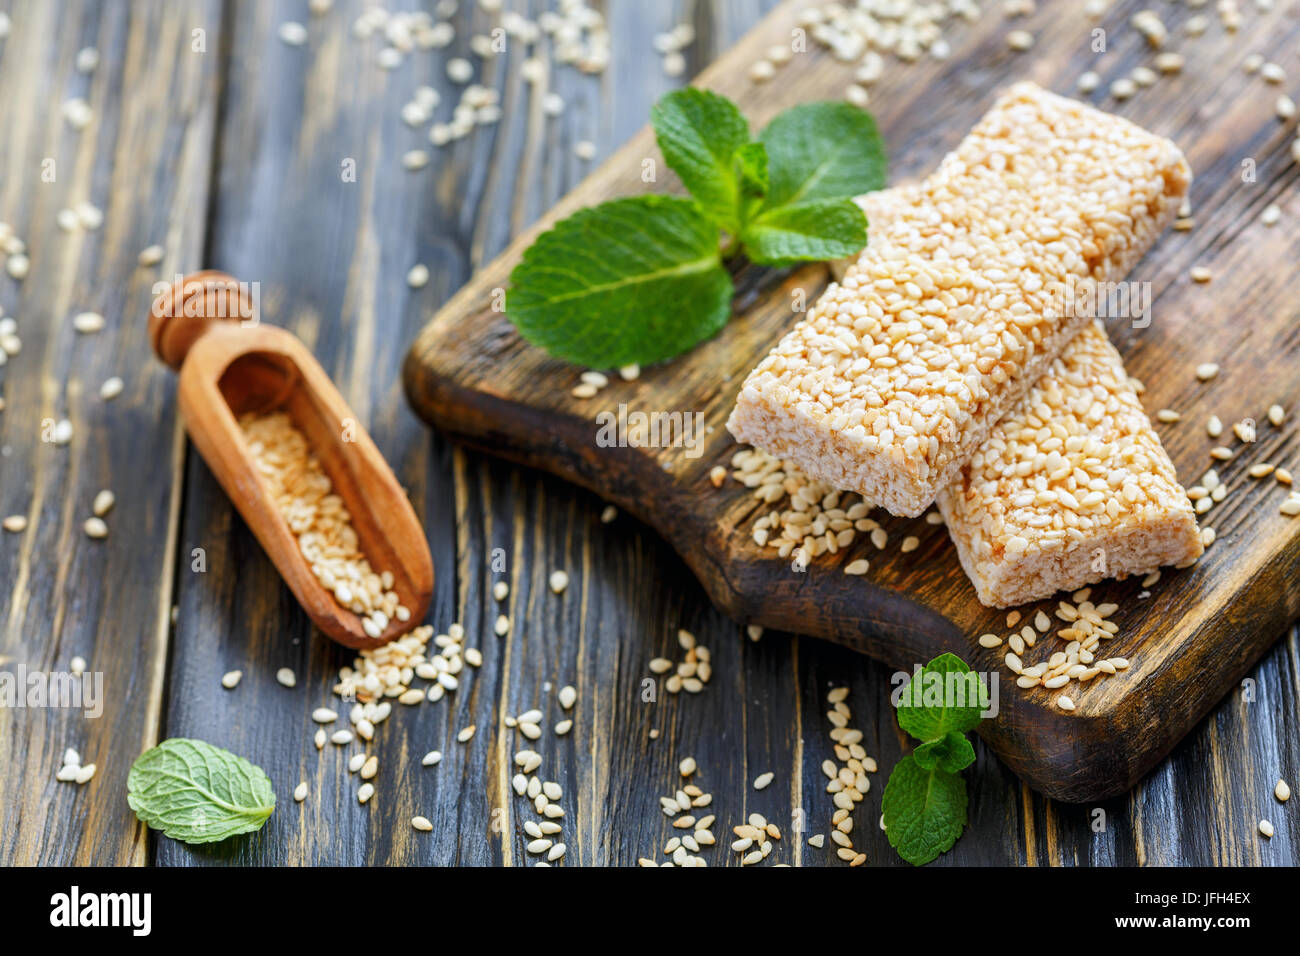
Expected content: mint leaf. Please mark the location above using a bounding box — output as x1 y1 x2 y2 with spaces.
882 754 968 866
506 195 733 367
758 101 887 209
896 652 990 742
913 730 977 773
650 89 752 233
735 141 769 203
741 198 868 266
127 738 276 845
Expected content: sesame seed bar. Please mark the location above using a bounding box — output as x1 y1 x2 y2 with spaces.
829 188 1201 607
728 82 1191 517
936 320 1202 607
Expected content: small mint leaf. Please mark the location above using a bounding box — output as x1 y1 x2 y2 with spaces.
650 88 752 233
740 199 868 266
758 101 887 209
882 754 968 866
913 731 977 773
896 652 990 742
127 738 276 845
506 195 732 367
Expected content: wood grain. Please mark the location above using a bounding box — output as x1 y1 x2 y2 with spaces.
404 0 1300 801
0 0 1296 867
0 0 222 864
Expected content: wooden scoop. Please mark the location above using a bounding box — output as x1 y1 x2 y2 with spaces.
151 271 433 649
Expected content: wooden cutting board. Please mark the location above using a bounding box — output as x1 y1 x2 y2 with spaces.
403 0 1300 802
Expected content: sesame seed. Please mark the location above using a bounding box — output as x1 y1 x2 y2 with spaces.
753 771 775 790
357 783 374 804
1111 78 1137 100
978 634 1002 648
276 667 296 688
1275 779 1291 802
311 707 338 723
331 730 353 745
100 377 124 400
278 21 307 46
1267 404 1284 426
900 535 919 553
294 782 308 802
73 311 105 334
83 517 108 539
1058 696 1076 711
1280 499 1300 517
412 815 433 831
844 558 870 575
558 684 576 710
457 725 476 742
494 614 510 636
70 656 86 676
548 569 569 594
1195 363 1219 381
1190 267 1212 283
1006 29 1033 51
3 515 27 533
1277 469 1294 485
1258 819 1274 838
407 264 429 288
1207 415 1223 437
1248 464 1275 478
1156 409 1181 423
1077 71 1100 94
574 140 596 161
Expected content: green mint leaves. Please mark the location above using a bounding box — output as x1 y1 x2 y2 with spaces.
883 653 989 865
506 89 886 369
127 738 276 845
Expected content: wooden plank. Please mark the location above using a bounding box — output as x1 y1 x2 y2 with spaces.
403 0 1300 801
0 0 222 865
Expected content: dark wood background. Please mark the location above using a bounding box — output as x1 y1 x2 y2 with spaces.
0 0 1296 866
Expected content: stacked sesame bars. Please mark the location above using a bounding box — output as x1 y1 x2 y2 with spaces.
727 82 1192 518
733 83 1203 606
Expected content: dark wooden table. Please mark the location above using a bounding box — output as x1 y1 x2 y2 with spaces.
1 0 1295 867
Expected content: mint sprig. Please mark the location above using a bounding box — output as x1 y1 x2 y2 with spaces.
883 653 988 865
506 89 887 368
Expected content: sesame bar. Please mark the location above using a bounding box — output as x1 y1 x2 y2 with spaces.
936 320 1203 607
827 188 1201 606
727 82 1190 516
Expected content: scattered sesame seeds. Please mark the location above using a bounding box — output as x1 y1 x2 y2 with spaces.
1275 779 1291 803
1207 415 1223 438
753 771 775 791
558 684 576 710
548 569 569 594
83 517 108 539
294 782 308 802
457 725 476 742
276 667 297 688
1156 409 1181 423
221 670 242 689
412 815 433 831
1258 819 1274 838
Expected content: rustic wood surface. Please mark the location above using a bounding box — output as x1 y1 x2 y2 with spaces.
0 0 1296 865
